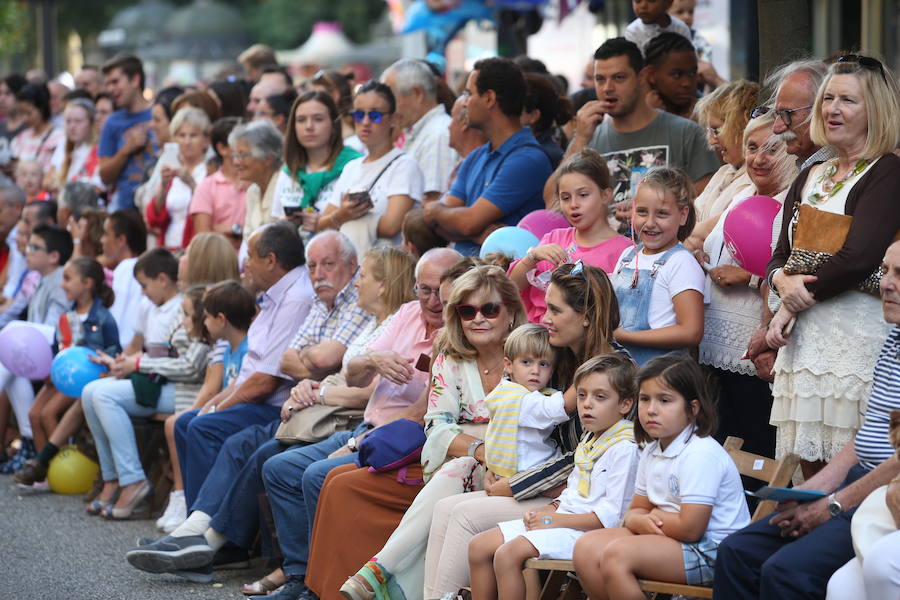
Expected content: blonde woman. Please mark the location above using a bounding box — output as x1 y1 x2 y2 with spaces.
46 98 101 194
146 107 211 250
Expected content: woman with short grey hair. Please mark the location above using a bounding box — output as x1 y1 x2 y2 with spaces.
230 120 283 248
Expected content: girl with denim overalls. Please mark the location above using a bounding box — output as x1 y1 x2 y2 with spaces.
612 168 706 365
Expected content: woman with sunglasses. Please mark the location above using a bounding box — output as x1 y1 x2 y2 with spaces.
271 91 361 240
336 265 526 600
318 81 424 257
764 55 900 476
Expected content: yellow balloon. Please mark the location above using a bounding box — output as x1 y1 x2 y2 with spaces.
47 445 99 495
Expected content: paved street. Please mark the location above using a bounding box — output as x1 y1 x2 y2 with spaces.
0 478 271 600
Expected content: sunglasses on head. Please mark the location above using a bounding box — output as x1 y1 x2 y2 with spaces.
350 110 389 124
455 302 505 321
837 54 887 82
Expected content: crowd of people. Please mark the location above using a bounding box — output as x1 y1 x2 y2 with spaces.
1 1 900 599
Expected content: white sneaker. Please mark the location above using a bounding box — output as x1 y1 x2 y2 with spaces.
156 490 186 530
160 491 187 533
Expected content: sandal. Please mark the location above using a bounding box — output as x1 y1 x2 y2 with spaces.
103 480 152 520
242 573 284 596
86 499 112 516
340 575 375 600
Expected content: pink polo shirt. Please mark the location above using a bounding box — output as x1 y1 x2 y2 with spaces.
509 227 632 324
363 300 438 427
189 170 247 228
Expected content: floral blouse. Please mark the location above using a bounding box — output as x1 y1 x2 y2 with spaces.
421 352 491 479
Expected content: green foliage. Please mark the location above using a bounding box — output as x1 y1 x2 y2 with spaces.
250 0 386 48
0 1 30 58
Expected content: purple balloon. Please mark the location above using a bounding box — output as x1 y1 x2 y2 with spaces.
518 210 570 240
0 324 53 380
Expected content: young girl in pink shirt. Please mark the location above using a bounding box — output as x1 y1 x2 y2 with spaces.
509 149 631 323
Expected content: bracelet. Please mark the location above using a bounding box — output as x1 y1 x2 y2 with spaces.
467 439 484 459
318 383 329 405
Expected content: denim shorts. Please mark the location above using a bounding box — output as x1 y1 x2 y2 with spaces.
682 534 719 586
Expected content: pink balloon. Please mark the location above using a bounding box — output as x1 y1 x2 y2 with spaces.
517 210 570 239
723 195 782 278
0 323 53 380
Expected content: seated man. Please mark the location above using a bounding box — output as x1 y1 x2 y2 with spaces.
174 222 315 510
258 247 461 600
713 240 900 599
127 230 372 581
423 57 551 256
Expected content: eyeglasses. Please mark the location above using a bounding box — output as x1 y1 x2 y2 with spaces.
769 104 813 128
350 110 390 124
837 54 888 82
750 105 771 119
414 284 440 299
455 302 505 321
26 243 47 253
707 126 721 138
231 151 255 161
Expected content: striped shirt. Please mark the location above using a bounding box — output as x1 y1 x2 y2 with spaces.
288 270 373 352
855 326 900 471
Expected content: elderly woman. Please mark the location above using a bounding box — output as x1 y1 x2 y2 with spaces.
319 81 424 256
145 107 211 250
687 79 759 234
335 265 525 600
767 55 900 473
697 112 796 459
231 120 283 254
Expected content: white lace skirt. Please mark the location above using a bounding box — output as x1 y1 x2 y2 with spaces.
769 291 891 461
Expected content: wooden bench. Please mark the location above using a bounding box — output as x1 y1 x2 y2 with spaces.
525 437 800 600
131 412 174 516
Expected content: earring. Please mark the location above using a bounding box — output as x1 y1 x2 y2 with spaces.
508 321 513 331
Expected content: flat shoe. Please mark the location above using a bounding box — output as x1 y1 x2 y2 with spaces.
340 575 374 600
104 480 152 520
243 574 284 596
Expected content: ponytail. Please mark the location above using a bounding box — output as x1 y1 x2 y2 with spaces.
68 257 115 308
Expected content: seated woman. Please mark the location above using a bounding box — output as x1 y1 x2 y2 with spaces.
46 98 102 195
146 107 211 250
318 81 424 256
81 249 209 519
330 265 527 600
11 82 64 173
698 111 796 460
306 69 364 154
232 120 283 256
187 117 245 250
271 91 362 241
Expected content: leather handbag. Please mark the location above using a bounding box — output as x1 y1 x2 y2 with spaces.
274 404 365 445
783 204 898 295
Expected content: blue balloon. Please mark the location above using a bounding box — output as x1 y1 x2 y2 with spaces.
51 346 107 398
479 226 539 261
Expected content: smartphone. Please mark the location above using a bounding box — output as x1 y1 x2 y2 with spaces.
283 205 301 217
415 353 431 373
348 190 374 210
158 142 181 170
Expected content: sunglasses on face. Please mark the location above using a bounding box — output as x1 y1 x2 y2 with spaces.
350 110 389 124
455 302 505 321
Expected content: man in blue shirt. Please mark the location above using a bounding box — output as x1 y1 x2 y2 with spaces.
98 54 154 211
423 57 551 256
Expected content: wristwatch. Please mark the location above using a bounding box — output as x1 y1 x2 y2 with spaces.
231 223 243 237
827 493 844 517
347 437 358 452
468 439 484 459
748 274 761 289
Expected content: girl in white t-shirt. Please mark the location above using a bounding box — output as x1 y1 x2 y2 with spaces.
612 167 705 365
469 354 640 600
319 81 424 256
573 355 750 595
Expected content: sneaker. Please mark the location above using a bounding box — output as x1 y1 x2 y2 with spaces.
13 458 47 486
171 563 214 583
16 480 50 493
251 576 309 600
125 535 215 574
156 490 186 530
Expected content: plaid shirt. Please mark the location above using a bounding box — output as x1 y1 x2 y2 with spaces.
289 270 373 352
401 104 458 195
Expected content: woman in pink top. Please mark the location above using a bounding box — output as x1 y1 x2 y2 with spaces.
509 149 631 323
188 117 245 250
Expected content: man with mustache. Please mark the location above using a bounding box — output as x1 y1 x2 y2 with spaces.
762 59 836 171
714 240 900 598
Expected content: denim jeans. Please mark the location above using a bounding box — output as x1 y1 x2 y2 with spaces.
262 423 370 577
81 377 175 486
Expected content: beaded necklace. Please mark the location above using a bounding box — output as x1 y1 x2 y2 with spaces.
808 158 872 206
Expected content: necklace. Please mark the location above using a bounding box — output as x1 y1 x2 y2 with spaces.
808 158 872 206
478 358 504 376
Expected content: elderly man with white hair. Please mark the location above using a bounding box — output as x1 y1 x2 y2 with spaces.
381 59 458 202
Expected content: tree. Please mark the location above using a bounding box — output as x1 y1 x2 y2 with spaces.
250 0 386 49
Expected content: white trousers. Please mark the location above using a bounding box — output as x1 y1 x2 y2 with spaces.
826 530 900 600
0 362 36 438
